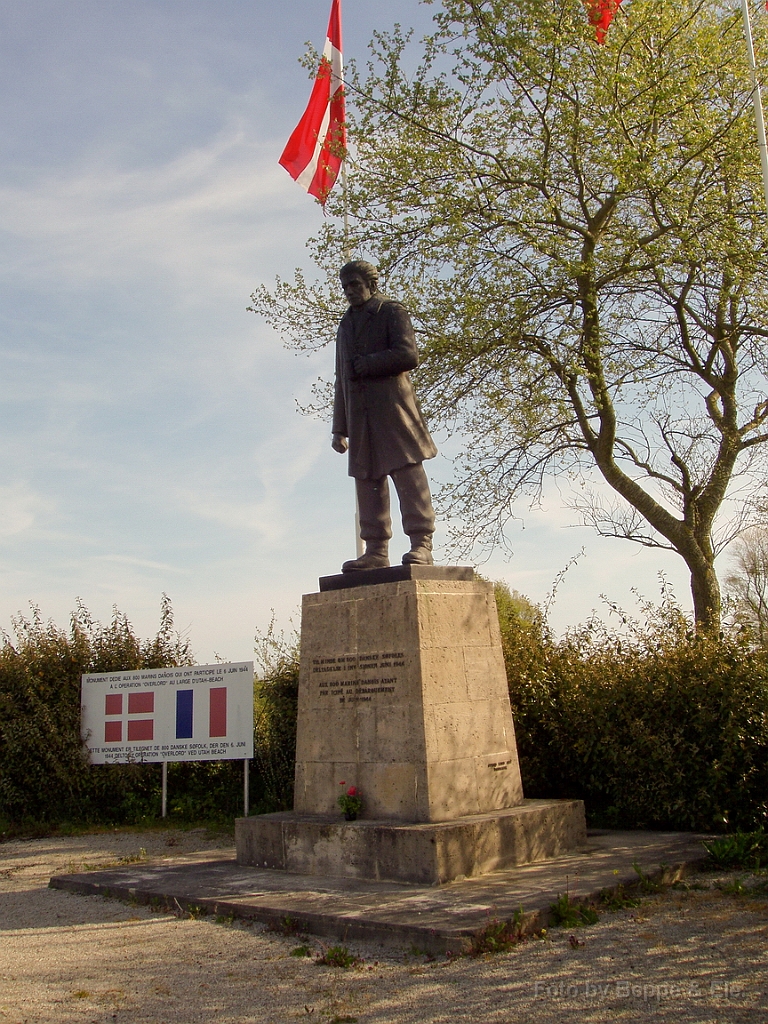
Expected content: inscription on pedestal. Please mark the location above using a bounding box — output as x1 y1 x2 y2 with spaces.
312 651 405 703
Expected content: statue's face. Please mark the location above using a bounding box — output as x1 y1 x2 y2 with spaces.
341 273 373 308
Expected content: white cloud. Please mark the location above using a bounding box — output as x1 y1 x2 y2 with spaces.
0 482 52 539
0 115 322 300
93 554 185 574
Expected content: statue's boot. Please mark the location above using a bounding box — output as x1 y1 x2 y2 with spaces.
342 541 390 572
402 534 434 566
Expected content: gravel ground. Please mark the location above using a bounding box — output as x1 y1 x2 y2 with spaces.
1 828 767 1024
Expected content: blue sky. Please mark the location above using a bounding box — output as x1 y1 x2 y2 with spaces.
0 0 699 662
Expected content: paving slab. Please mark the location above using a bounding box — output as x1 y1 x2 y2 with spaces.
49 829 711 955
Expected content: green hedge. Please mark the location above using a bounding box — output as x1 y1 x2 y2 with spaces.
498 585 768 831
252 621 300 813
0 599 262 830
4 586 768 834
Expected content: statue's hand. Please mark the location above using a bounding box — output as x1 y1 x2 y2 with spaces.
352 355 367 376
331 433 349 453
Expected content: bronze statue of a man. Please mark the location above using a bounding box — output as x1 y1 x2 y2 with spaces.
332 260 437 572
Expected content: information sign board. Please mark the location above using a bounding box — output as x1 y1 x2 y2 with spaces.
81 662 254 764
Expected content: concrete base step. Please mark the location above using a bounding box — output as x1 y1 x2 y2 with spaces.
235 798 587 884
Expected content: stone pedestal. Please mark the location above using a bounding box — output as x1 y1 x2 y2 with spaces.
236 567 586 883
295 571 523 821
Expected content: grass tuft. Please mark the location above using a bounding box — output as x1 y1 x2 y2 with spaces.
469 910 524 956
549 892 599 928
315 945 360 968
704 830 768 871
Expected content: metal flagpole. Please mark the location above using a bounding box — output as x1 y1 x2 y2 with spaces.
341 161 352 261
741 0 768 213
340 61 364 559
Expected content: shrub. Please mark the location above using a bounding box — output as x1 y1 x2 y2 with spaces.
704 830 768 870
7 579 768 834
499 584 768 831
0 597 250 828
469 912 524 955
315 945 360 968
252 619 299 812
549 892 600 928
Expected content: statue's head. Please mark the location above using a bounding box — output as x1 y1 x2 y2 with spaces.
339 260 379 293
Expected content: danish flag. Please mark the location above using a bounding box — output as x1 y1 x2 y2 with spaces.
587 0 623 43
279 0 346 204
104 691 155 742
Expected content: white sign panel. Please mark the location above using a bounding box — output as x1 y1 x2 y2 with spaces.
81 662 254 764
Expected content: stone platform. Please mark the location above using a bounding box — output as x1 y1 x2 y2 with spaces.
261 567 585 885
50 830 712 956
235 799 586 885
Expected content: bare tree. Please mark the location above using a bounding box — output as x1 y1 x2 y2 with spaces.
725 528 768 642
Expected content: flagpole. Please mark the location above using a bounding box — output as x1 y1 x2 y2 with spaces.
337 23 363 560
741 0 768 213
341 157 364 557
341 160 352 261
279 0 362 560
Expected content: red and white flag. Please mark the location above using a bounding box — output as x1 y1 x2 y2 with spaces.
587 0 623 43
279 0 346 204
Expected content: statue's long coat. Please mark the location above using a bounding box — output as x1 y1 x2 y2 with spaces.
332 295 437 481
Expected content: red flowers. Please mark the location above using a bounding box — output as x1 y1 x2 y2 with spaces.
337 781 363 816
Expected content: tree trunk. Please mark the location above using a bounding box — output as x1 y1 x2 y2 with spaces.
690 559 721 632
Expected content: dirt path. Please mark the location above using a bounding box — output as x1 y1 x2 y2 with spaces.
1 829 766 1023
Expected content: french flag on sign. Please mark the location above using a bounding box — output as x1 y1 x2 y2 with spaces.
175 687 227 739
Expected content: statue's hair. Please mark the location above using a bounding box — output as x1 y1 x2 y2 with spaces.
339 260 379 291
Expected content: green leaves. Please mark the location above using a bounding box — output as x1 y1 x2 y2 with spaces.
704 829 768 869
252 620 300 812
500 588 768 830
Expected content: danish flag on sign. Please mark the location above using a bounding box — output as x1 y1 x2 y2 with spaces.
103 691 155 743
279 0 346 204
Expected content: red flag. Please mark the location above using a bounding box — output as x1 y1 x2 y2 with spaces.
279 0 346 205
587 0 623 43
